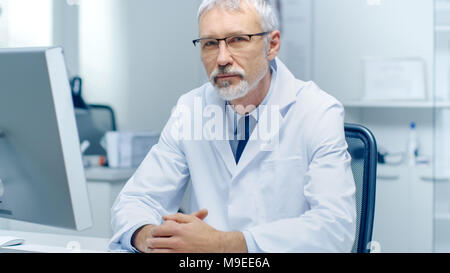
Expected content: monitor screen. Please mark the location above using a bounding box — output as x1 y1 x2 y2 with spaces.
0 47 92 230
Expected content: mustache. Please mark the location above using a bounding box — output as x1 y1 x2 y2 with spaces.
210 66 246 84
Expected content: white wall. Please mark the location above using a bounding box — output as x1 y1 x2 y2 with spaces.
0 0 80 75
312 0 435 156
80 0 204 132
79 0 130 131
53 0 80 76
1 0 53 48
312 0 434 102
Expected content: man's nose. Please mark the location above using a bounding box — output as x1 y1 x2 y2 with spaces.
216 40 233 67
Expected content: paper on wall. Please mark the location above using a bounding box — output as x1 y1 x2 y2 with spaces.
363 58 426 101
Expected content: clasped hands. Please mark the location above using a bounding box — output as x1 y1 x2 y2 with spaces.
133 209 247 253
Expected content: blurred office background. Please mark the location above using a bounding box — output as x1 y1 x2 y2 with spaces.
1 0 450 252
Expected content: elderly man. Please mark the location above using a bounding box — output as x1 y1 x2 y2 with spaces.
110 0 356 253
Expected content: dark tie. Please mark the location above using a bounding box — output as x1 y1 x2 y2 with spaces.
235 115 250 164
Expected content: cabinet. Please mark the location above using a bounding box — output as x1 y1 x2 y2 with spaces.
373 165 433 252
344 106 436 252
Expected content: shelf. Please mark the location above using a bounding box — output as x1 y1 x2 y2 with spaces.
420 175 450 183
435 213 450 221
435 25 450 32
343 100 450 109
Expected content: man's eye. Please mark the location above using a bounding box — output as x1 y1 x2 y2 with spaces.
228 36 249 44
202 40 218 48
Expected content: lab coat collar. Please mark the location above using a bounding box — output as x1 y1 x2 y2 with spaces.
204 58 300 119
204 57 304 179
270 57 302 114
233 58 303 179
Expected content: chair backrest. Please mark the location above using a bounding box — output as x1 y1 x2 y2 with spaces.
345 123 377 253
75 104 117 156
70 76 118 156
88 104 117 132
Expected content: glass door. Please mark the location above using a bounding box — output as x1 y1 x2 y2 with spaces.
433 0 450 253
313 0 435 252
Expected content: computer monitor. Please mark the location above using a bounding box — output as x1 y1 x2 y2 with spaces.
0 47 92 231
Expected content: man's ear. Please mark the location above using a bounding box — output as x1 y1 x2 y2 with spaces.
266 30 281 61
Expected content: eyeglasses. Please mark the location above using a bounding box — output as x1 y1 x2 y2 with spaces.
192 31 271 56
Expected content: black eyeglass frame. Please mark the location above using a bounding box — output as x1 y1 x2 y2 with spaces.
192 31 271 47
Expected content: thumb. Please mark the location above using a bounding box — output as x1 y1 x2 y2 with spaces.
191 209 208 220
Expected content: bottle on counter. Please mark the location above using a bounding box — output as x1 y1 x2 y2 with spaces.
407 122 419 166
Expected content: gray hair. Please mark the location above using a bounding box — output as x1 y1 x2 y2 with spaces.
197 0 279 32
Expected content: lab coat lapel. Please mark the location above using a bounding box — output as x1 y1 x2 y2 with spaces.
213 139 237 176
232 105 281 179
204 85 237 176
232 58 301 179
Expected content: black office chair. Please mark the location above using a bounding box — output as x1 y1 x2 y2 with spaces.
75 105 118 156
71 76 118 155
88 104 118 132
345 123 377 253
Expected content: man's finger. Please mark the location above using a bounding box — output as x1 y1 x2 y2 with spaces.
191 209 208 220
150 248 174 253
147 237 175 250
150 222 178 237
163 212 193 223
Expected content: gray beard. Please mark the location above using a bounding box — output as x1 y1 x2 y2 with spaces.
215 79 250 101
215 67 268 101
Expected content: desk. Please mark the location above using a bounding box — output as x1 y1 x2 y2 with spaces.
84 166 136 182
0 166 191 252
0 167 135 239
0 229 110 253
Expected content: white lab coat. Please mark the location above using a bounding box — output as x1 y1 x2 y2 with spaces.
109 58 356 253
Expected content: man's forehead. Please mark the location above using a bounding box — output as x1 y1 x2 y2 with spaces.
198 4 262 36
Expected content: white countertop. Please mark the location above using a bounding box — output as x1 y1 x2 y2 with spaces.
84 167 136 182
0 229 110 253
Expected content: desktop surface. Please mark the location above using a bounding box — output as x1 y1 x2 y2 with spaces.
0 229 110 253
